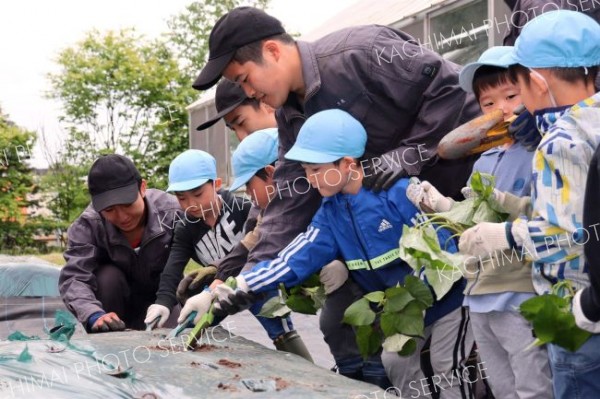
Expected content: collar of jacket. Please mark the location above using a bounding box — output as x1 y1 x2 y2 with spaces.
533 105 572 136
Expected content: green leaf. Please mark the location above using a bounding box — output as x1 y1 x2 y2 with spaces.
435 198 477 226
394 301 425 337
343 298 377 326
257 296 292 318
383 286 414 312
382 334 417 356
286 294 318 315
404 275 434 309
302 273 322 288
356 325 383 359
519 291 592 352
364 291 385 304
398 338 418 356
303 285 327 311
380 312 398 337
424 262 462 300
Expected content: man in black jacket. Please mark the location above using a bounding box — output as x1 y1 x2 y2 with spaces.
59 154 182 332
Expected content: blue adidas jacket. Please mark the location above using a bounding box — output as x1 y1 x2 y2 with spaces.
242 178 465 326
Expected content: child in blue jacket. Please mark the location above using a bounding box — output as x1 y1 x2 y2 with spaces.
209 109 472 397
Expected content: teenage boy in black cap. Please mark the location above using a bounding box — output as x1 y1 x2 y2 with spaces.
59 154 182 332
196 79 276 141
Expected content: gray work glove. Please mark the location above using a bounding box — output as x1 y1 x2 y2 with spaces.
176 266 217 304
319 260 348 294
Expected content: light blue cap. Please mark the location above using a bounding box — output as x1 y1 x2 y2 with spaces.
285 109 366 164
500 10 600 68
459 46 514 93
167 149 217 192
229 128 279 191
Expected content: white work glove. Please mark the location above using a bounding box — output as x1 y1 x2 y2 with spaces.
572 289 600 334
178 290 214 324
144 304 170 329
406 180 454 212
459 222 510 258
319 260 349 294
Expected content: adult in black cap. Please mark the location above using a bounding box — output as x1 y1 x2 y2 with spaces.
196 79 276 141
59 154 182 332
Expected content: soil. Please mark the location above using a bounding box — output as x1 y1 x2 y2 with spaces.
217 382 238 392
274 376 290 391
217 358 242 368
193 344 220 352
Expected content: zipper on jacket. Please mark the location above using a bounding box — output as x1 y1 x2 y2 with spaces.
346 200 373 270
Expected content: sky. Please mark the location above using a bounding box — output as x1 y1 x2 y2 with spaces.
0 0 358 168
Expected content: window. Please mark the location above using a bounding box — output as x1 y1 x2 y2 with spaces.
428 0 489 64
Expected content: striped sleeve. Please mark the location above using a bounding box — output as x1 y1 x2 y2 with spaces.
242 208 340 293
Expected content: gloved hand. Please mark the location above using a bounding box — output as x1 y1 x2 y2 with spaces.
362 150 408 193
144 304 170 329
572 289 600 334
459 222 510 258
407 179 454 213
319 260 348 294
212 276 263 318
178 290 214 324
176 266 218 304
509 104 541 151
90 312 126 333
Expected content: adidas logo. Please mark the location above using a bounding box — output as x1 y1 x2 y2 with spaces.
378 219 393 233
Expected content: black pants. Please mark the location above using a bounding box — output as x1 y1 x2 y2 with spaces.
95 264 180 330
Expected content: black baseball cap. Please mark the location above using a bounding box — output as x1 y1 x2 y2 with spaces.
88 154 142 212
196 80 249 131
192 7 285 91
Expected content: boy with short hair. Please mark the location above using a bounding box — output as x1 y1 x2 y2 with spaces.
206 109 472 397
408 46 553 398
455 11 600 397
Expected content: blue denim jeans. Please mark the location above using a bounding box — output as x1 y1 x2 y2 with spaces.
548 334 600 399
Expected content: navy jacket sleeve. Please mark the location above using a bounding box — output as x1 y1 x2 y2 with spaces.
242 207 339 293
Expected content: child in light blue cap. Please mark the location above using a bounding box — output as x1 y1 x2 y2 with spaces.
409 46 553 398
454 10 600 398
206 109 474 397
174 131 314 362
144 149 251 329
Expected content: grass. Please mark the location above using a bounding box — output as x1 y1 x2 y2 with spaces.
38 251 202 275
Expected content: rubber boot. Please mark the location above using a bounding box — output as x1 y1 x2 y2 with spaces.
273 330 314 363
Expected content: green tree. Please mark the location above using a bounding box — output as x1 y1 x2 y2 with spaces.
47 29 196 191
0 108 55 252
0 107 35 221
167 0 270 76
